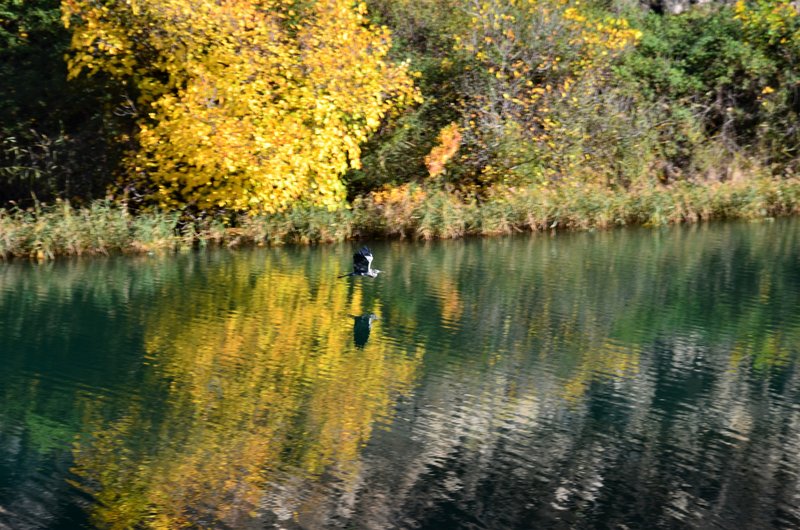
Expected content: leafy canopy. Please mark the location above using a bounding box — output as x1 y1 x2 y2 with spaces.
453 0 642 186
62 0 419 213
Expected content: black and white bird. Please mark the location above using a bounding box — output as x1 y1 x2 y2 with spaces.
340 246 381 278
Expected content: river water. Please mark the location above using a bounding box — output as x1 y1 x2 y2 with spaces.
1 219 799 529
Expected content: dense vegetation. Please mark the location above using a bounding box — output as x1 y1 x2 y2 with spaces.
1 0 800 257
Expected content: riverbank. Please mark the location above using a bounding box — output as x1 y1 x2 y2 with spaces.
2 177 799 260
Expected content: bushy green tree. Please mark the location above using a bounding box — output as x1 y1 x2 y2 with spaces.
617 4 800 179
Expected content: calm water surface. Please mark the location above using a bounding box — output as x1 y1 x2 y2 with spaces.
2 219 800 529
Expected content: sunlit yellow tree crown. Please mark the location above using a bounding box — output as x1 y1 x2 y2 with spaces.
62 0 420 213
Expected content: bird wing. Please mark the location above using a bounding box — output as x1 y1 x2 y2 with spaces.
353 247 372 274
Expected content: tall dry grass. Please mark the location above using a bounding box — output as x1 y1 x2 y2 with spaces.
2 177 800 260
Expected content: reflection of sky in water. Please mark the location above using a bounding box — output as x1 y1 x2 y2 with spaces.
0 219 799 529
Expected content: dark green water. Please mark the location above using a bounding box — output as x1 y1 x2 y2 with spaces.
1 219 800 529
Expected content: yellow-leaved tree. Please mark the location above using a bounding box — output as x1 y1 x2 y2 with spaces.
61 0 419 213
454 0 641 186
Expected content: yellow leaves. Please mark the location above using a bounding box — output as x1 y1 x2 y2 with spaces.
425 123 462 178
563 6 586 22
736 0 800 49
369 183 427 210
453 0 640 182
63 0 419 214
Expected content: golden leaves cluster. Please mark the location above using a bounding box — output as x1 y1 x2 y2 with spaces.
425 122 462 178
62 0 420 213
453 0 640 184
734 0 800 48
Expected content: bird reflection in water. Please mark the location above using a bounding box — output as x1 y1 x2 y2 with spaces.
352 313 379 348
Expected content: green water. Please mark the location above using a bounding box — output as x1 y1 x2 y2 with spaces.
1 219 799 529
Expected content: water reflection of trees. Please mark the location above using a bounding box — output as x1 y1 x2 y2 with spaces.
1 220 799 528
66 251 423 528
320 220 800 529
378 219 799 377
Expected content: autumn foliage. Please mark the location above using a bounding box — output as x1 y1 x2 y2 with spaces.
1 0 797 230
453 0 641 185
425 123 462 178
61 0 419 213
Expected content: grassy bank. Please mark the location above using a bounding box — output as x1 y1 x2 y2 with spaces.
2 177 800 260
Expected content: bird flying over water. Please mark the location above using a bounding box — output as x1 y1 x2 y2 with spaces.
340 246 381 278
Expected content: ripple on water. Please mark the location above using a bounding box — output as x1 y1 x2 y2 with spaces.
2 222 800 528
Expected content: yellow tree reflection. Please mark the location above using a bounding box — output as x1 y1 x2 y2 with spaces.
70 252 423 529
